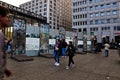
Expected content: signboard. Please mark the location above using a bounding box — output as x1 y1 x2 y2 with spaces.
78 41 83 45
87 41 91 45
26 38 39 50
49 39 56 45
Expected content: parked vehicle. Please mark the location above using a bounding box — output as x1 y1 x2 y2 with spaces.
109 43 118 49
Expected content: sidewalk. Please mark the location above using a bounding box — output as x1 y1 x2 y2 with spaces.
5 49 120 80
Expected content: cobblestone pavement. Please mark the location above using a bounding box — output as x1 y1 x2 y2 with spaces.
5 49 120 80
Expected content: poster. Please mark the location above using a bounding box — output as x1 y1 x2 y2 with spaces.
87 41 91 45
26 26 40 50
78 41 83 45
49 39 56 45
26 38 39 50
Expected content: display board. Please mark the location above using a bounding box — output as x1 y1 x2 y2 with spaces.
87 41 91 45
78 40 83 45
26 38 39 50
49 39 56 45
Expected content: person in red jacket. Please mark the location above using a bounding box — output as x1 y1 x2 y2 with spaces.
0 6 12 80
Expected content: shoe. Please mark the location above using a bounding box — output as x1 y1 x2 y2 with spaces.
54 62 58 65
66 66 69 69
72 64 75 68
56 63 60 66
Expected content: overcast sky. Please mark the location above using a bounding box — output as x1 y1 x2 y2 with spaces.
2 0 30 7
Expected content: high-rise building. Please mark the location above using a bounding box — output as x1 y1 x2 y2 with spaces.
58 0 72 31
72 0 120 43
20 0 72 31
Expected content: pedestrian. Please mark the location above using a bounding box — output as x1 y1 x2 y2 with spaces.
104 42 110 57
7 39 12 58
53 39 60 66
94 43 98 54
0 6 12 79
61 39 67 57
65 41 75 69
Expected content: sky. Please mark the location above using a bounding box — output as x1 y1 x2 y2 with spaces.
2 0 30 7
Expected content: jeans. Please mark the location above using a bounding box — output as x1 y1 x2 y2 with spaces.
53 50 60 63
104 50 109 57
62 48 66 56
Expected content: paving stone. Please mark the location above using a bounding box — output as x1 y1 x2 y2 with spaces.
4 49 120 80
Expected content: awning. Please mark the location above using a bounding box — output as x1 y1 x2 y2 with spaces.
114 32 120 34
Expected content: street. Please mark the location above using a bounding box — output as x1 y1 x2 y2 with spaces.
5 49 120 80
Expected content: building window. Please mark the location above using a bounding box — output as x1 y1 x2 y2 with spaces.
112 10 117 15
95 0 99 3
113 2 117 7
95 20 99 24
44 0 47 3
44 12 46 15
106 11 110 16
44 4 47 7
95 5 98 10
90 13 93 18
100 4 104 9
117 26 120 30
89 6 93 11
113 18 117 23
106 3 110 8
90 20 93 25
101 19 104 24
44 8 47 11
107 19 110 23
49 17 52 20
100 12 104 16
95 13 99 17
89 0 92 3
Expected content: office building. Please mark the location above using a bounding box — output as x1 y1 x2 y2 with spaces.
20 0 72 31
72 0 120 43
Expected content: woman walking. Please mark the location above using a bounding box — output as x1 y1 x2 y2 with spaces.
104 42 110 57
65 41 75 69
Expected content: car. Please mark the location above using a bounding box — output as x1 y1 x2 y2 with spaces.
110 43 118 49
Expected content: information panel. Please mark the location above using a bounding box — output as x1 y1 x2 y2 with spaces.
26 38 40 50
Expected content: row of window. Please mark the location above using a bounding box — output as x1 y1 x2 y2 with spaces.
73 10 117 20
73 3 117 13
73 0 87 6
73 0 116 6
89 0 105 3
89 10 117 18
114 26 120 31
89 2 117 11
73 7 87 13
73 18 118 26
77 26 120 32
73 14 87 19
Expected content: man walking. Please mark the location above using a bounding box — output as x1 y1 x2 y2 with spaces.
0 6 12 80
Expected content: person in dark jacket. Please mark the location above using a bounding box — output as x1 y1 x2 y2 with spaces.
65 41 75 69
61 39 67 57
